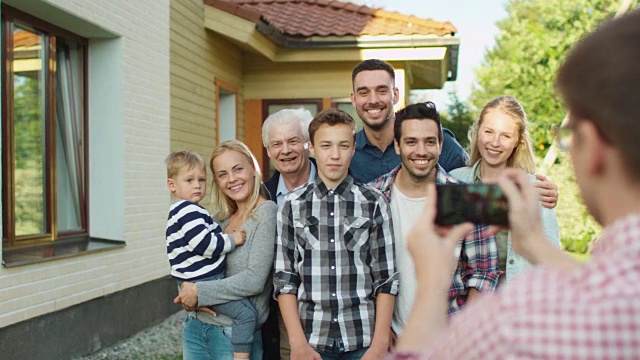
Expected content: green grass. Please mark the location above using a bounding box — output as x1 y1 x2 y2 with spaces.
566 250 590 262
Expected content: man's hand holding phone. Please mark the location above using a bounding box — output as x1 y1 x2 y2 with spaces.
434 173 548 262
496 169 548 263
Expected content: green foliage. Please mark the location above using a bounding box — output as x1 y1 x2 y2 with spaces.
14 74 43 170
15 162 45 235
12 75 46 235
471 0 638 155
467 0 637 253
440 91 474 150
543 153 601 254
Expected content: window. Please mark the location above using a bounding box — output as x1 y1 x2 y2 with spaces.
332 99 363 133
2 6 88 248
215 78 238 142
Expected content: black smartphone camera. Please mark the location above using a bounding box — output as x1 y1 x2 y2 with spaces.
435 184 509 226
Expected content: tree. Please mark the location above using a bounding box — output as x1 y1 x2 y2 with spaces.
440 91 474 150
469 0 640 254
471 0 638 155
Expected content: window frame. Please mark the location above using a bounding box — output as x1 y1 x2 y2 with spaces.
2 5 89 248
215 78 239 143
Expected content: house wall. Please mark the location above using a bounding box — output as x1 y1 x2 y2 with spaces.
0 0 173 356
244 58 407 103
170 0 245 173
244 60 355 100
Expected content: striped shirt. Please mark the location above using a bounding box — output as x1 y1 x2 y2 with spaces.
370 165 500 315
274 175 399 353
166 200 235 281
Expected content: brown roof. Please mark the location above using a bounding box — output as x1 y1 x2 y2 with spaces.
205 0 457 39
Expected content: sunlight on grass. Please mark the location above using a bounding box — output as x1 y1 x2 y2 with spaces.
566 251 590 262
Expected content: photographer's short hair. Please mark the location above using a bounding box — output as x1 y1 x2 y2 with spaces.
394 101 443 143
165 151 205 178
351 59 396 84
261 108 312 148
308 108 356 145
556 10 640 179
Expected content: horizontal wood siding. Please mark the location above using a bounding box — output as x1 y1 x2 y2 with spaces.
170 0 245 160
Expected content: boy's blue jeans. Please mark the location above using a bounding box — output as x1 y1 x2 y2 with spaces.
178 273 257 353
183 315 263 359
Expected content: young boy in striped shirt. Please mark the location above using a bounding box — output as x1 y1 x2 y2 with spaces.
165 151 255 359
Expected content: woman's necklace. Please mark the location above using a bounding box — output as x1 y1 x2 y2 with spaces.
227 213 244 233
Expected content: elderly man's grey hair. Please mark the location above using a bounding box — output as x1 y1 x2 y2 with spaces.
261 108 313 148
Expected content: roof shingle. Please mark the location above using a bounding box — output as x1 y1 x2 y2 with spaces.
205 0 457 38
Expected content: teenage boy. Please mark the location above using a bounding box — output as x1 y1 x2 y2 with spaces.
165 151 255 359
274 109 398 359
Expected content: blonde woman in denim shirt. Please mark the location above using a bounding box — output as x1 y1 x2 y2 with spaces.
450 96 560 285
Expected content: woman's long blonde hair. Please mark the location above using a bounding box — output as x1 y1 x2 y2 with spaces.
209 140 264 222
468 96 536 173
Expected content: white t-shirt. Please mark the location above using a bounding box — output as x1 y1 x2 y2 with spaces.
389 184 426 335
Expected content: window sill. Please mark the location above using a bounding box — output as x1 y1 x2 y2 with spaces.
2 237 126 268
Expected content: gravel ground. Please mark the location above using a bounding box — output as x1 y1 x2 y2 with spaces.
77 310 186 360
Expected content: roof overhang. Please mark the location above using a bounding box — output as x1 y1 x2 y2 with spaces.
203 6 460 87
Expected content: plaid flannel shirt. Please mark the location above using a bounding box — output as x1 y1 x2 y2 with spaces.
274 175 399 352
370 164 499 315
392 213 640 359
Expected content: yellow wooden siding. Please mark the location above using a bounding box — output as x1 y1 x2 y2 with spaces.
244 60 353 99
170 0 245 174
244 59 409 103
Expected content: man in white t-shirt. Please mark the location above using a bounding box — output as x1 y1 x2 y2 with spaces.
369 102 500 339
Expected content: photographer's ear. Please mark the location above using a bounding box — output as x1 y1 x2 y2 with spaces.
303 142 309 150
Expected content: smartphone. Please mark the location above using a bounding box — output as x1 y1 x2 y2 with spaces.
435 184 509 226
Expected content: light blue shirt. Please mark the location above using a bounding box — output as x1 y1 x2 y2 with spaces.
275 161 316 205
450 161 561 281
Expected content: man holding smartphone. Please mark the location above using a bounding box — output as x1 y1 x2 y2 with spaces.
369 102 499 339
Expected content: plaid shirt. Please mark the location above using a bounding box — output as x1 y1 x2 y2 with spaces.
392 212 640 359
370 165 499 315
274 175 399 352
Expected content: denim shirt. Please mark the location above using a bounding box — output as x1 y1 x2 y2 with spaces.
449 161 561 281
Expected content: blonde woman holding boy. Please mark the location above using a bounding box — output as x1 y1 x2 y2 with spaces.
165 151 256 360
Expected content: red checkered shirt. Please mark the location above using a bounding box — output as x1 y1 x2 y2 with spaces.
370 165 499 315
392 212 640 359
